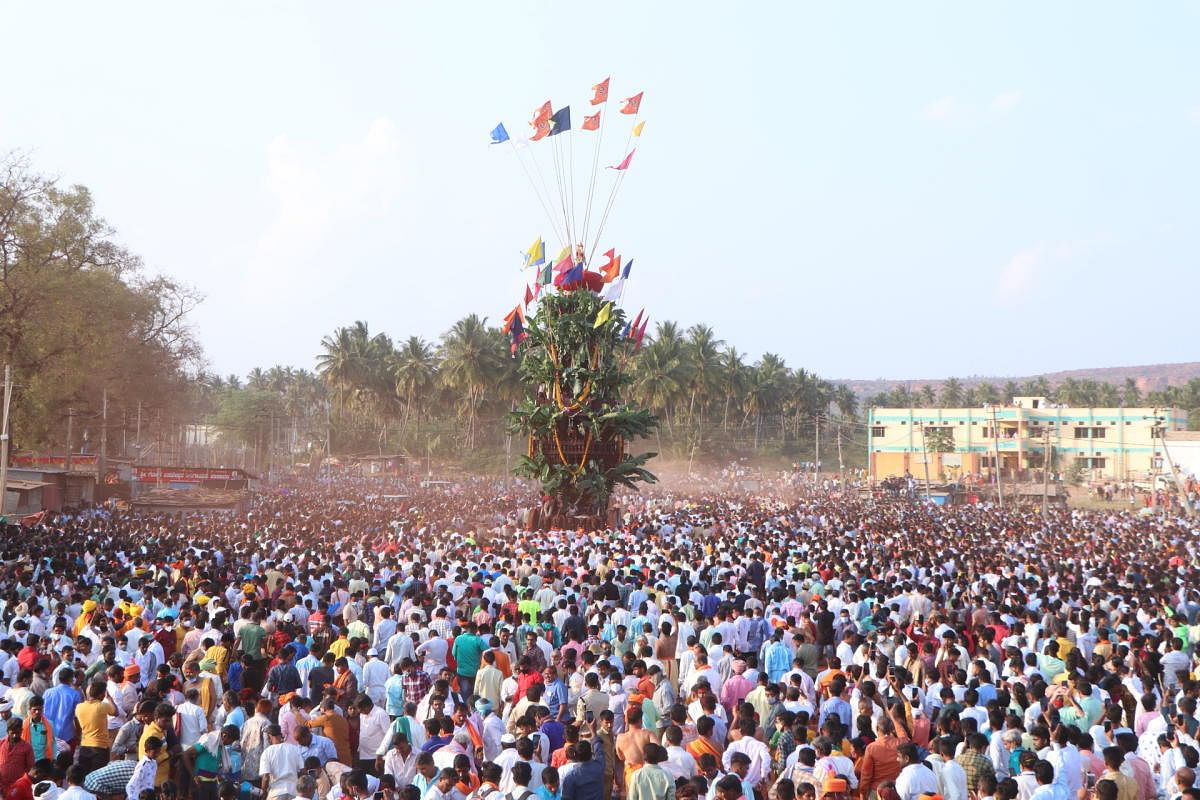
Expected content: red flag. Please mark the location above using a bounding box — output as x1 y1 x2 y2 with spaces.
582 112 600 131
523 284 534 308
629 308 644 337
552 251 573 276
603 255 622 283
634 317 649 351
530 118 551 141
19 511 45 528
591 78 610 106
620 92 643 115
531 100 552 125
608 149 635 171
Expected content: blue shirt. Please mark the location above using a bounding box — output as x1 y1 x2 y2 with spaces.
543 679 569 719
818 696 852 730
765 641 792 683
561 758 604 800
42 684 82 740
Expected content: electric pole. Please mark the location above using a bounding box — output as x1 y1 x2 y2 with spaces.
814 416 820 486
0 366 12 515
65 408 75 473
135 401 142 463
918 421 932 502
1151 413 1194 517
1042 427 1051 520
990 404 1004 509
98 388 108 498
836 424 844 482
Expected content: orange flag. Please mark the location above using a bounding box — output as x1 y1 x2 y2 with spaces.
620 92 643 115
591 78 609 106
530 118 551 141
582 112 600 131
603 255 622 283
531 100 552 125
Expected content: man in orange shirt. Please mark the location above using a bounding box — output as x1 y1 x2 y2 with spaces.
860 717 904 797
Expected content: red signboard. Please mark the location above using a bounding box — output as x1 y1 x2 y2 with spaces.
133 467 246 482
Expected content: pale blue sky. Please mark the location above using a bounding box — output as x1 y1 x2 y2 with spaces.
3 2 1198 380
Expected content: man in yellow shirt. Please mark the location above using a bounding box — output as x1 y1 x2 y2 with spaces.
328 632 352 660
74 682 116 772
204 633 232 681
139 705 178 787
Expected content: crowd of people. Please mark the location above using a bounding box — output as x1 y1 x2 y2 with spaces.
0 476 1197 800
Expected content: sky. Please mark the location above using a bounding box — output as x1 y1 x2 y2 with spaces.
3 2 1198 381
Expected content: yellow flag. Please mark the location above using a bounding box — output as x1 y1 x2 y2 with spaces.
593 302 612 328
552 246 570 265
524 237 545 267
632 121 645 137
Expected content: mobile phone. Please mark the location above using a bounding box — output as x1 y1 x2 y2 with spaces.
585 710 594 723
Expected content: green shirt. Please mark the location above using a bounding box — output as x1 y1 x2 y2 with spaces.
193 741 221 774
451 634 486 677
239 624 266 659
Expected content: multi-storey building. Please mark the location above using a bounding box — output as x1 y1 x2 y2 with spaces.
867 396 1187 481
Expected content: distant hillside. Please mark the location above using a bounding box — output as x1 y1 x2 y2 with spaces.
834 362 1200 400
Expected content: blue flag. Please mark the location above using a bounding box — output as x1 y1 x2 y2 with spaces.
548 106 571 136
621 258 633 280
490 123 509 144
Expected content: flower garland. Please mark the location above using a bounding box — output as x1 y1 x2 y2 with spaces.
553 428 593 476
547 339 601 413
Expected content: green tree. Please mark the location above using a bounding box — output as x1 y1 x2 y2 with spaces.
438 314 503 450
938 378 964 407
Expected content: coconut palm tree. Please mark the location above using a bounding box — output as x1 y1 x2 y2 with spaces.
438 314 501 449
630 339 686 440
391 336 439 435
938 378 964 407
717 346 747 433
682 324 724 435
744 354 787 450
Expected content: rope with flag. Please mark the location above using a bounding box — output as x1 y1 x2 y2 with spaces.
490 79 645 273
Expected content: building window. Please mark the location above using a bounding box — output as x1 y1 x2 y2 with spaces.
1092 427 1106 439
1152 456 1163 469
1151 427 1163 438
980 456 996 468
1073 427 1090 439
871 426 886 437
981 427 993 438
1076 456 1107 469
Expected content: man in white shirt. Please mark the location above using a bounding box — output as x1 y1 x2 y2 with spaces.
663 725 697 780
176 688 210 748
896 743 941 800
260 724 305 800
721 718 771 786
357 696 391 772
933 738 969 800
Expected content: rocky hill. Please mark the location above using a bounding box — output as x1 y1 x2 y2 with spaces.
835 362 1200 399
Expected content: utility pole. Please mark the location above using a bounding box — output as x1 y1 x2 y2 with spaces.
814 416 820 486
135 401 142 463
1152 413 1194 517
836 424 844 482
1042 427 1051 520
918 421 932 502
98 388 108 498
990 404 1004 509
0 366 12 515
65 407 75 473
